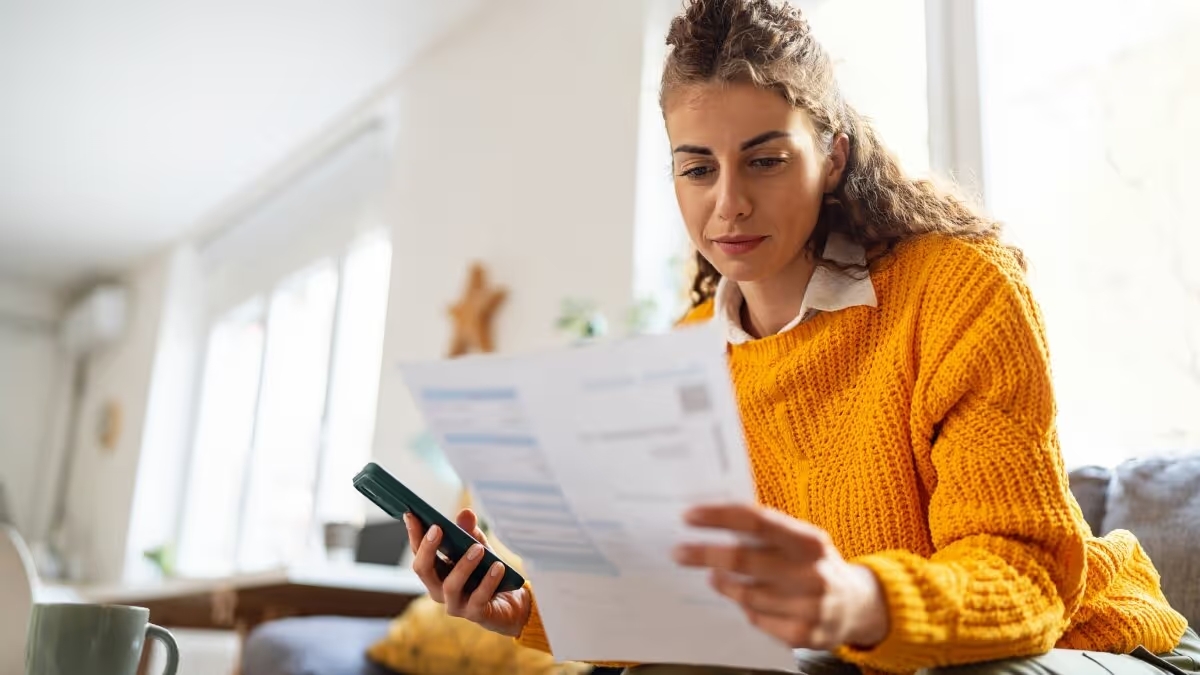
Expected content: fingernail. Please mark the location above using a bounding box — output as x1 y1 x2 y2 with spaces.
672 545 690 563
490 562 504 577
467 544 483 561
426 525 440 542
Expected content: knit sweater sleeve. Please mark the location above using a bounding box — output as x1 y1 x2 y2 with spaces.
836 241 1088 673
515 587 553 653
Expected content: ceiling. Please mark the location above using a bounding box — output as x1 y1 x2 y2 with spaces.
0 0 485 291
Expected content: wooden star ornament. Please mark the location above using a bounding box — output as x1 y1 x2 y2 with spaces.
447 262 507 357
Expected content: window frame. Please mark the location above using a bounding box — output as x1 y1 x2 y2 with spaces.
924 0 986 200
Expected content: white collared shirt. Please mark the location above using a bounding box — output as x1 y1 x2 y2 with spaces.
713 232 879 344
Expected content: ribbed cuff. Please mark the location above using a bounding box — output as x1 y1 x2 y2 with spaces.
835 551 950 673
838 551 1075 673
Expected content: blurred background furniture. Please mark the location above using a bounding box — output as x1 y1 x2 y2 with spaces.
237 519 459 675
91 561 424 675
1068 455 1199 626
79 519 417 675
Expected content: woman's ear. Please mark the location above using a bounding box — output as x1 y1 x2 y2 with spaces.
823 133 850 193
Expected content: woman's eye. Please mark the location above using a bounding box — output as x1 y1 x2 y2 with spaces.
751 157 786 169
680 165 714 180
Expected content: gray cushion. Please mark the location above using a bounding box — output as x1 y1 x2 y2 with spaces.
1102 455 1200 626
1068 465 1112 535
243 617 400 675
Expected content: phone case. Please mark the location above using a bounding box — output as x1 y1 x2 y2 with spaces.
352 462 526 595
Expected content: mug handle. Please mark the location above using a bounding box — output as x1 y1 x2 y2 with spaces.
144 623 179 675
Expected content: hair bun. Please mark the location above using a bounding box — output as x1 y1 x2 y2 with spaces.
666 0 812 78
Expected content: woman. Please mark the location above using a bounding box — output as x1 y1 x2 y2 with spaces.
404 1 1199 673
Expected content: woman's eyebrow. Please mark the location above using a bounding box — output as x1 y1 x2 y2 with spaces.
740 130 792 150
672 130 793 156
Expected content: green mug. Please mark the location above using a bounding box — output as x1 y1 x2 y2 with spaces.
25 603 178 675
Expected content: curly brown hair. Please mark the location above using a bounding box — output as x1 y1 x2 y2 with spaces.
662 0 1015 307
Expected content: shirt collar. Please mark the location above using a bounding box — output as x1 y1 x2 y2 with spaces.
714 232 878 345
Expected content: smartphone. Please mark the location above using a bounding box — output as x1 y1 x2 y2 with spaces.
352 462 525 596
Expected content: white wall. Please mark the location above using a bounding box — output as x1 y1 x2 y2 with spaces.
0 281 61 536
59 255 172 583
371 0 647 512
0 281 61 324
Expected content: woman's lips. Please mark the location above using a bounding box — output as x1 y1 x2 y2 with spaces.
712 236 767 255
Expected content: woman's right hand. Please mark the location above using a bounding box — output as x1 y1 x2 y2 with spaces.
405 508 532 638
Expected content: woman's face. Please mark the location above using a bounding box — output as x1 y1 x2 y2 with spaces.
664 82 845 284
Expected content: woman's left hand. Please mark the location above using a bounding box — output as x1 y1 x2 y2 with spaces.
673 504 890 651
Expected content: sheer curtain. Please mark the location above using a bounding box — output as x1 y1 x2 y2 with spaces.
176 233 392 576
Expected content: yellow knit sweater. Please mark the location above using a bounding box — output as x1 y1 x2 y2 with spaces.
517 235 1187 674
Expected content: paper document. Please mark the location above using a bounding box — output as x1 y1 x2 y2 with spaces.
400 322 796 671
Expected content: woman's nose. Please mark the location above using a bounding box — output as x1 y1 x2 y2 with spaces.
714 172 751 221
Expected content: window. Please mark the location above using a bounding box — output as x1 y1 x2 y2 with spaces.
977 0 1200 466
632 0 692 333
176 232 392 576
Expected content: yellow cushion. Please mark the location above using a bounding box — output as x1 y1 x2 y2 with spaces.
367 595 589 675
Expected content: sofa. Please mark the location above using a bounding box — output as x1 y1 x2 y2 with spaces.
243 455 1200 675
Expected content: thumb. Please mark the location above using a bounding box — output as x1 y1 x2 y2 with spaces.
455 508 489 545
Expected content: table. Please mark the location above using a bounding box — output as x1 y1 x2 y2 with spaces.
82 563 427 675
